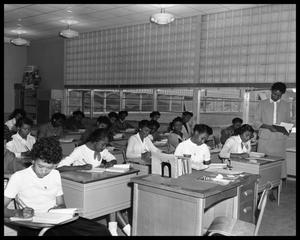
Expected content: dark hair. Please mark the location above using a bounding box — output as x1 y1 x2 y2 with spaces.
193 124 213 135
150 111 160 119
169 117 183 131
8 108 27 120
138 120 151 129
271 82 286 94
31 137 62 164
108 112 118 119
234 124 254 136
232 117 243 124
88 128 110 143
119 111 128 117
96 116 112 129
72 110 85 118
16 117 34 128
149 120 160 130
51 113 66 123
182 111 193 117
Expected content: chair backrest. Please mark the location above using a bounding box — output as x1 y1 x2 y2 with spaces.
151 152 178 178
254 181 273 236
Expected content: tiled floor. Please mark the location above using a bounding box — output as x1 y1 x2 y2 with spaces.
258 179 296 236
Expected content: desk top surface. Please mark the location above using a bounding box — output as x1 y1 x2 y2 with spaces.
131 171 258 198
60 168 139 184
231 155 284 165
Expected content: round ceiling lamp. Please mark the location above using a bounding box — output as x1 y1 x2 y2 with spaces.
150 8 175 25
59 19 79 39
10 25 30 46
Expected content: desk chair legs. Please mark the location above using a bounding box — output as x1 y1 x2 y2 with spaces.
38 227 51 236
277 180 282 206
108 211 131 236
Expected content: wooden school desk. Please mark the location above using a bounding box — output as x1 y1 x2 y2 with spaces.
60 169 139 219
131 171 259 236
230 155 283 205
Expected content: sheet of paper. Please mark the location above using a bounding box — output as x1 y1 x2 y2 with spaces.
32 212 74 224
10 217 33 222
113 164 130 169
49 208 78 215
279 122 293 132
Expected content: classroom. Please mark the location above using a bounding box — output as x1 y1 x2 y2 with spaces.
4 4 295 236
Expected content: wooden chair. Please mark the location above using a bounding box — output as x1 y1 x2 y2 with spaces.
206 182 273 236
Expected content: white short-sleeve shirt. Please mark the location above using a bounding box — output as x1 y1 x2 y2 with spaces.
219 135 251 159
57 144 116 168
174 138 210 169
6 133 36 158
126 133 161 159
4 167 63 213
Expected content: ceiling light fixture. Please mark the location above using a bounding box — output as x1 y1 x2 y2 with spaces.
59 19 79 39
10 25 30 46
150 8 175 25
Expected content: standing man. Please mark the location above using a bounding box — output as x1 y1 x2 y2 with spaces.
253 82 291 200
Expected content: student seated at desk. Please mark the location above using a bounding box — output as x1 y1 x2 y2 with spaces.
6 117 36 158
167 117 185 154
149 111 161 121
4 137 110 236
79 116 113 145
5 108 27 132
114 110 135 132
4 139 27 175
64 110 85 131
108 111 119 133
174 124 213 168
220 117 243 145
126 120 161 161
148 120 162 142
57 128 117 172
219 124 254 159
37 113 66 139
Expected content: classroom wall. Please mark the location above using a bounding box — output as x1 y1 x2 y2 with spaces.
27 37 64 90
64 16 200 86
4 43 27 118
199 4 296 84
63 4 295 87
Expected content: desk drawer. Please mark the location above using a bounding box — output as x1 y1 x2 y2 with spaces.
238 181 256 223
239 200 254 223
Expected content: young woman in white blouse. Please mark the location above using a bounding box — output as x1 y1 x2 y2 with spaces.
56 128 117 172
56 128 131 235
6 117 36 158
219 124 254 159
167 117 185 154
126 120 161 161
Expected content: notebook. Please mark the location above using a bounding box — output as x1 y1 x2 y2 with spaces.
10 208 79 224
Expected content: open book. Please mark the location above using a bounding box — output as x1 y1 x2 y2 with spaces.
10 208 79 224
272 122 293 135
